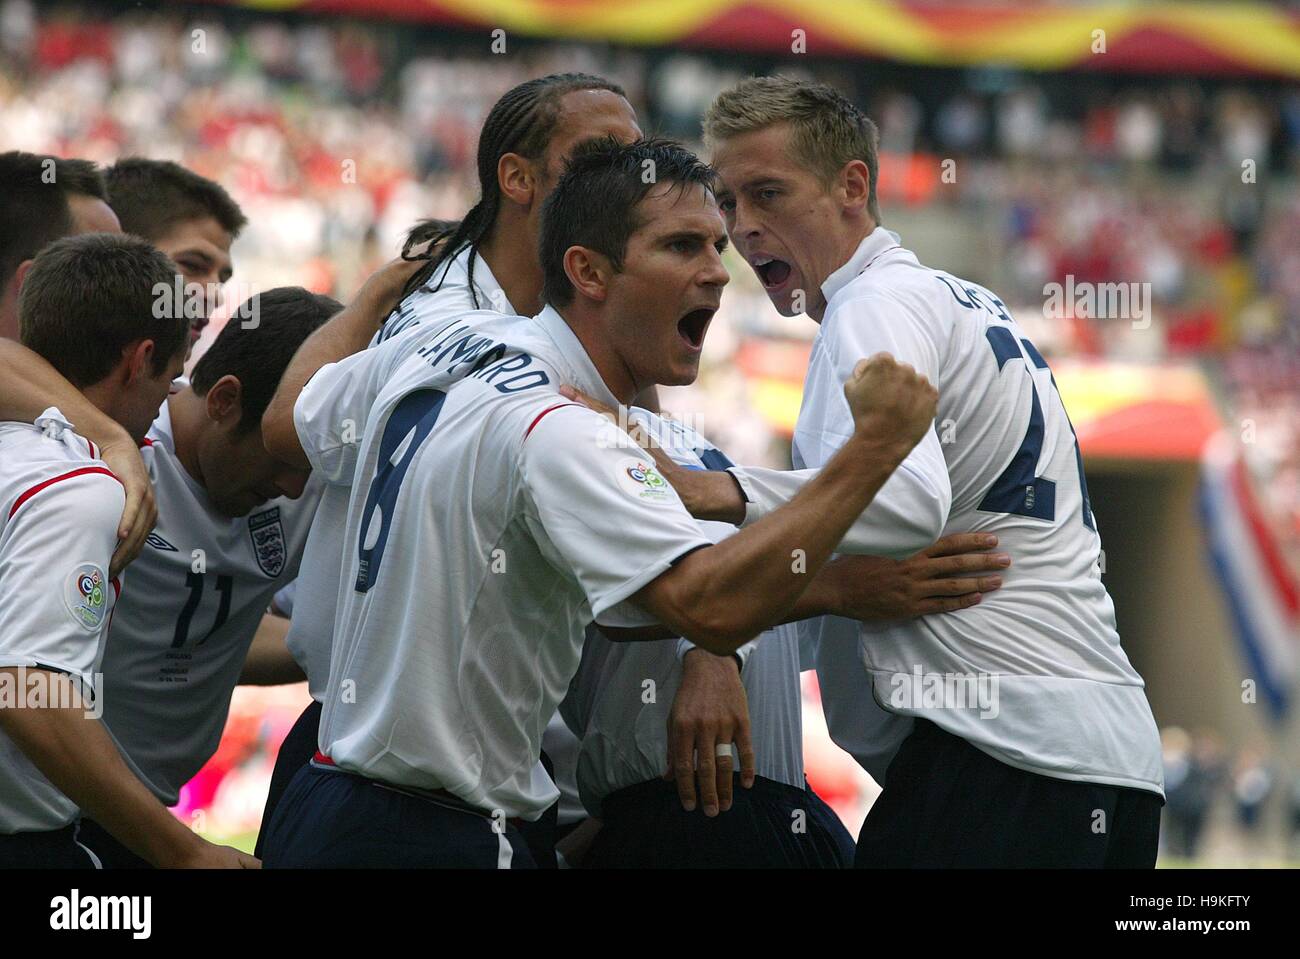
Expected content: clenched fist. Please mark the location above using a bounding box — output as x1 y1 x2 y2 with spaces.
843 352 939 454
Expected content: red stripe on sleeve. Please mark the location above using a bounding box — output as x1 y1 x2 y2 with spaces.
7 466 122 520
524 402 581 441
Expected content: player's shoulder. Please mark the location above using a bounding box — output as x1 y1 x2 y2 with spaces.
626 408 722 466
0 413 122 529
829 259 976 350
376 250 499 343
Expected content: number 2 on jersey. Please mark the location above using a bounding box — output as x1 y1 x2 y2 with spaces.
979 326 1094 530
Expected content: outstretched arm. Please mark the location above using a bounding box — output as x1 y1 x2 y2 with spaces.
0 671 257 868
629 354 937 655
263 255 430 468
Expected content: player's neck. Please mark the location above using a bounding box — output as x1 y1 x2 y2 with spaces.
810 219 881 324
78 380 133 440
556 305 640 406
166 391 209 490
0 296 17 341
477 222 542 317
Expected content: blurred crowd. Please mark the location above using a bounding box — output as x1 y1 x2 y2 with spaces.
2 3 1295 484
1161 726 1300 865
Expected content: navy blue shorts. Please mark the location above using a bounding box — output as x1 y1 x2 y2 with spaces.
586 775 854 868
0 823 101 869
856 719 1163 868
262 763 537 869
254 698 322 860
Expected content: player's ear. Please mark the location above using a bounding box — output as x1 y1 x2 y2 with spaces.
563 245 610 303
204 373 244 427
840 159 871 216
12 258 35 294
498 152 538 208
120 339 154 385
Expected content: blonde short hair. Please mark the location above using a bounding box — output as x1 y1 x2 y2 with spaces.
703 75 882 223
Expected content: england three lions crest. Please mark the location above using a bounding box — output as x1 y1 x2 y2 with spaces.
249 507 286 577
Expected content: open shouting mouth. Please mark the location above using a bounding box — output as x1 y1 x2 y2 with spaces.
751 254 793 292
676 307 716 351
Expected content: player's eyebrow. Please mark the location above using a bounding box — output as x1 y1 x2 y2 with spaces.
175 246 233 282
661 229 729 253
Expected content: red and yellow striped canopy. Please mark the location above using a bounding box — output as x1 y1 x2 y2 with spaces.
223 1 1300 77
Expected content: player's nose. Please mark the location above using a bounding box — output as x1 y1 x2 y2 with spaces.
730 197 762 245
700 249 730 289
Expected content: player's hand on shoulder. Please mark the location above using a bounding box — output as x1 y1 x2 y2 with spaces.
97 435 157 578
355 252 437 317
843 352 938 454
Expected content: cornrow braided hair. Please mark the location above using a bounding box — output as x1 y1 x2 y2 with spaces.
398 72 628 306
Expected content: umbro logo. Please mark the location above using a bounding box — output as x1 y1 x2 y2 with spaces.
145 532 178 552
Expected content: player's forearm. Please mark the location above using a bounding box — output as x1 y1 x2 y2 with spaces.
782 567 841 622
674 467 747 524
641 432 913 654
263 316 372 468
263 264 409 466
0 339 133 449
730 456 949 561
602 563 869 645
0 691 204 867
238 613 306 685
555 817 602 868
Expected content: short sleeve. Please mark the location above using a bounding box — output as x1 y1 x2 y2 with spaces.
823 291 944 388
727 291 952 559
0 470 124 685
292 328 424 485
519 404 712 621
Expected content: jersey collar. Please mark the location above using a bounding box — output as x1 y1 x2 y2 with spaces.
148 391 178 453
531 305 621 410
820 226 902 308
444 244 516 315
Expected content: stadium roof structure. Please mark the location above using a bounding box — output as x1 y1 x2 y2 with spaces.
218 0 1300 78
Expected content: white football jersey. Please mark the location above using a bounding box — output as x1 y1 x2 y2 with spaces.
288 245 517 699
730 228 1163 796
371 244 513 346
297 306 712 819
0 409 123 833
562 411 803 816
94 400 321 805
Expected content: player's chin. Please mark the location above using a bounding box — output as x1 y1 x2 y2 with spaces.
765 288 802 317
661 354 702 387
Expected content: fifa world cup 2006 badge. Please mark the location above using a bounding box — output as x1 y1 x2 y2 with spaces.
616 457 675 503
65 563 108 630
